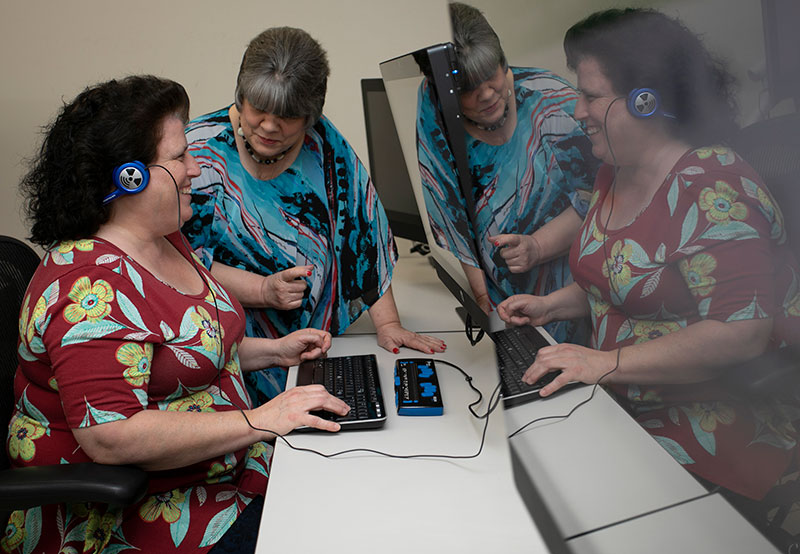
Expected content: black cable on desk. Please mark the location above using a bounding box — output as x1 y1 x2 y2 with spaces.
240 359 503 461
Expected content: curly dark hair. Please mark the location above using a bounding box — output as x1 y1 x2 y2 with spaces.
564 8 738 146
21 75 190 247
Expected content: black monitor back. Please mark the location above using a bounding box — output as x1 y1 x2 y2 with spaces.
361 78 427 244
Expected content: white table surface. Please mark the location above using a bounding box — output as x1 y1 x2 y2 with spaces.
256 332 549 554
256 245 771 553
506 385 709 539
568 493 778 553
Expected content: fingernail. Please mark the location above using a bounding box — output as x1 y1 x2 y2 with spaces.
307 270 312 276
494 241 500 247
393 347 399 354
430 349 435 354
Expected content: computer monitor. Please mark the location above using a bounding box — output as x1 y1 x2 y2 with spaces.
379 43 494 333
761 0 800 109
360 78 427 244
379 43 570 554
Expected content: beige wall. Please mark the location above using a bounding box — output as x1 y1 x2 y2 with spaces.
0 0 768 244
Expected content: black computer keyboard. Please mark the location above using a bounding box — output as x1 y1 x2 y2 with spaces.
295 354 387 430
491 326 560 407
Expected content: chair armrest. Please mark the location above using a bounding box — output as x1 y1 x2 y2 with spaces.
0 463 149 511
723 344 800 397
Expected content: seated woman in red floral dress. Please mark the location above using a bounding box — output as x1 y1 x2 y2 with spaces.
3 75 349 554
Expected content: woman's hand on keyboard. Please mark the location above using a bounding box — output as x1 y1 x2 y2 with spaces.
521 344 618 397
255 385 350 435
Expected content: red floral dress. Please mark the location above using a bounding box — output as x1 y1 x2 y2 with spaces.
3 234 270 553
570 146 800 499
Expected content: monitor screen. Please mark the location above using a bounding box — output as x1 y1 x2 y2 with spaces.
379 44 492 332
762 0 800 107
361 78 427 244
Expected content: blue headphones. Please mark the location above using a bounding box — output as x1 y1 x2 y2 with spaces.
627 88 676 119
103 161 150 205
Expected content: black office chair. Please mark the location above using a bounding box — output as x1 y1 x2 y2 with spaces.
719 113 800 552
0 235 148 523
726 112 800 396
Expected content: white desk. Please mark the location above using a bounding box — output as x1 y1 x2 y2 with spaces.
257 248 773 553
506 386 709 539
256 332 548 553
568 493 778 553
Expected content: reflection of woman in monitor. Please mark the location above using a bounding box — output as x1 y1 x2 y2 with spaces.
416 2 599 344
499 8 800 528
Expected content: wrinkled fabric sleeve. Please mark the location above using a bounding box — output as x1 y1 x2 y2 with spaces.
667 164 778 323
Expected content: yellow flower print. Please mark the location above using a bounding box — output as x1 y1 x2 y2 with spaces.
18 294 30 343
588 189 600 210
190 305 224 353
116 342 153 386
787 290 800 317
166 391 214 413
679 253 717 297
138 489 185 523
8 414 46 462
63 277 114 323
224 343 240 376
698 180 748 225
587 285 609 318
757 187 785 237
56 239 94 254
590 220 607 243
632 320 681 344
249 441 269 460
72 503 90 517
1 510 25 551
685 402 736 433
85 508 119 552
601 240 633 287
27 294 47 343
696 145 729 160
206 461 234 484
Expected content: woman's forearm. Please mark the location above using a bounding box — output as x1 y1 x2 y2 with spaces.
460 262 491 313
73 407 266 471
607 317 772 385
238 336 281 371
545 281 591 321
210 263 265 307
367 285 402 329
531 207 583 264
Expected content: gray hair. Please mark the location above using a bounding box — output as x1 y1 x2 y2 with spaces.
449 2 507 91
234 27 329 127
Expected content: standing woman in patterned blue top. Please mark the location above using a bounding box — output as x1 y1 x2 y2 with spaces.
183 27 445 405
417 3 600 344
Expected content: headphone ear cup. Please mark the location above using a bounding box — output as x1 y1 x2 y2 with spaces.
627 88 661 118
103 161 150 205
112 161 149 191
